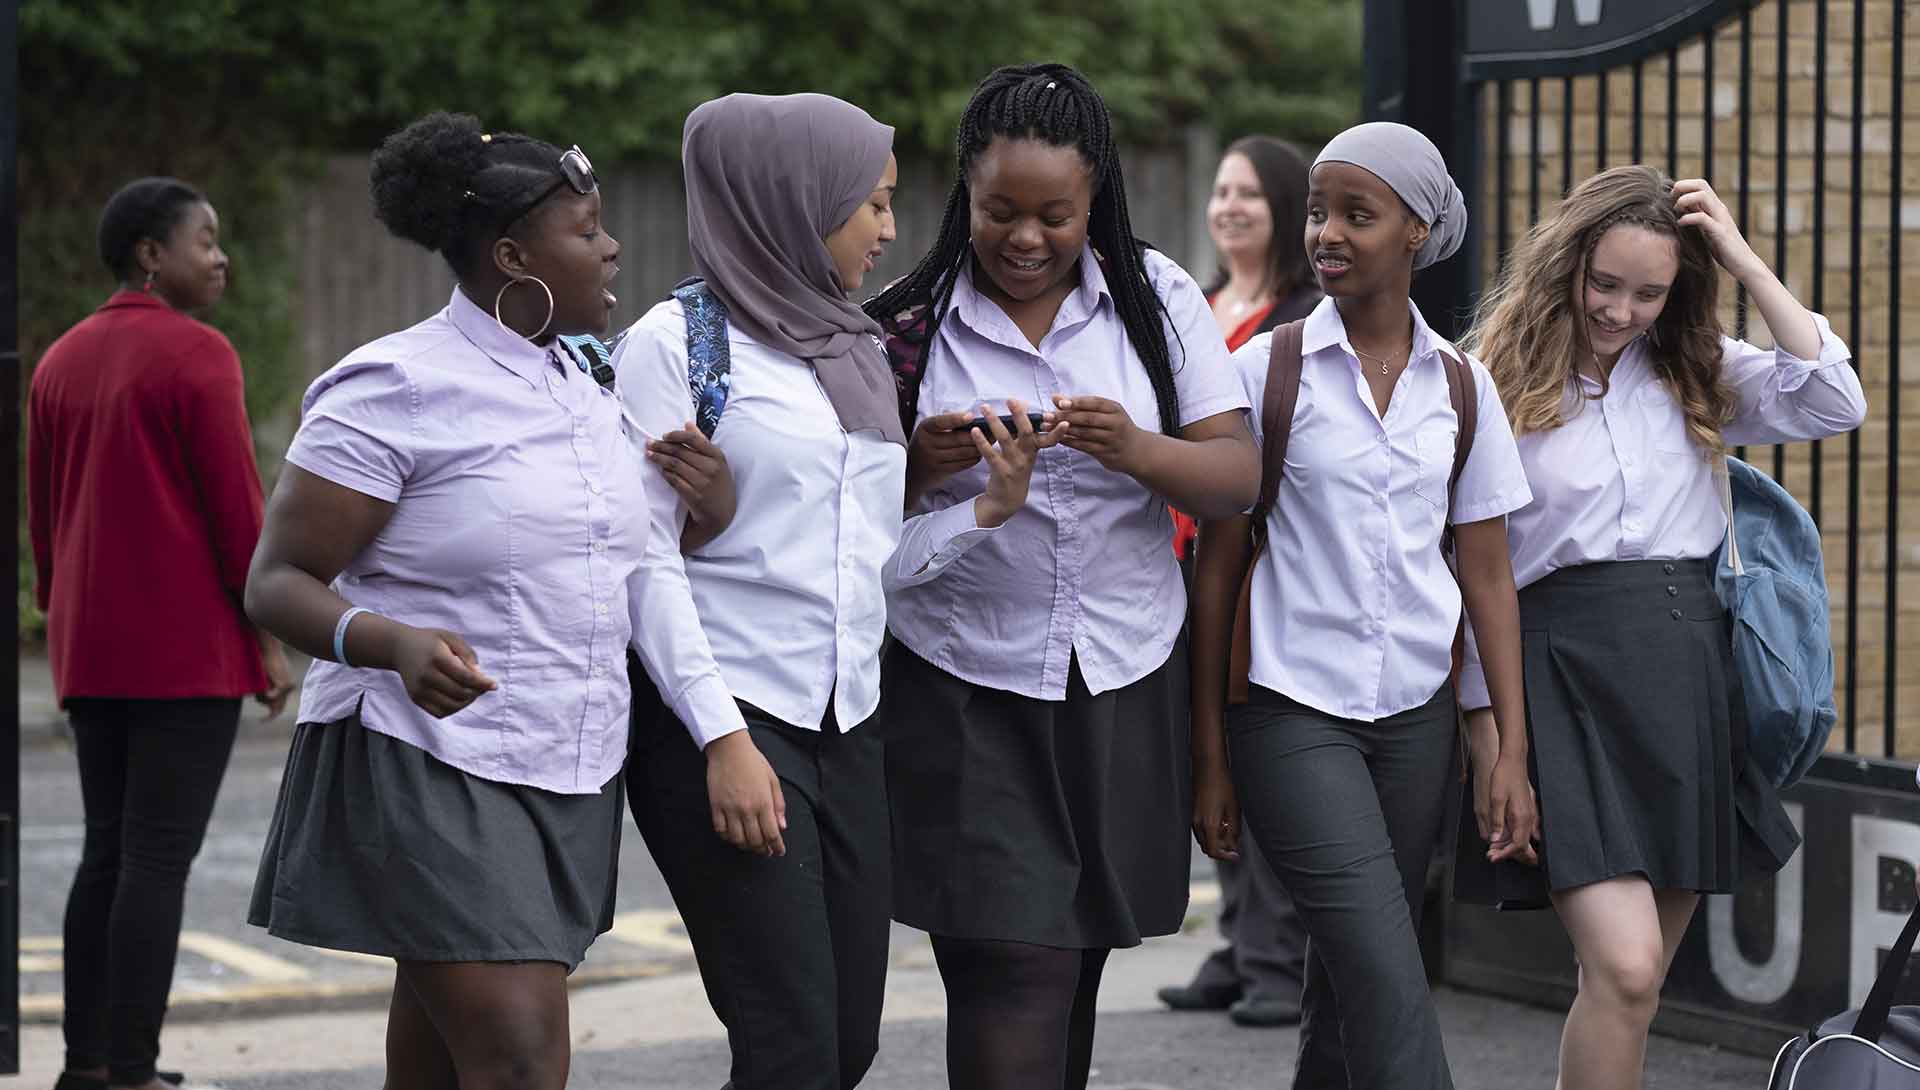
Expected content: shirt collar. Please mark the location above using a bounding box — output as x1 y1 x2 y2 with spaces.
446 286 559 386
98 289 173 314
948 242 1113 338
1301 295 1446 369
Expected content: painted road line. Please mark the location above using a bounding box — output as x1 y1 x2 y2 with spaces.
20 960 676 1022
603 909 695 956
176 932 312 983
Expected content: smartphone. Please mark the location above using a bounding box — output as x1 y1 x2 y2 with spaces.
965 412 1049 434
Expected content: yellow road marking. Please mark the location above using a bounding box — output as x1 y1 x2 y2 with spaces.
176 932 312 982
19 961 673 1021
603 909 695 956
21 936 61 951
20 954 61 972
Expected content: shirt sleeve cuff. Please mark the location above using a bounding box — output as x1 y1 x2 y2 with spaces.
1451 482 1532 526
891 499 1001 588
1773 312 1853 385
1456 665 1492 712
671 675 749 749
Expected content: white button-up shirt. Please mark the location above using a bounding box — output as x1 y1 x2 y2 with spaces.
884 247 1250 700
1237 296 1532 723
615 299 908 738
286 289 742 793
1457 314 1866 709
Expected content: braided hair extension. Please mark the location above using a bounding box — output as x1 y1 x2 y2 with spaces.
863 63 1183 436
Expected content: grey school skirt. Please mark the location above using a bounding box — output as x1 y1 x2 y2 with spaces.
884 638 1192 949
248 705 623 968
1453 558 1801 907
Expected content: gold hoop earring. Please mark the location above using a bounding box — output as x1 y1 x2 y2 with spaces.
494 275 554 341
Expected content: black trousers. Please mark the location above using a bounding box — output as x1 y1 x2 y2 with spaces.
628 673 891 1090
1228 686 1457 1090
63 697 241 1085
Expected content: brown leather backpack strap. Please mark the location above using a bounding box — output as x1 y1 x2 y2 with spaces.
1440 344 1476 507
1253 320 1306 533
1229 320 1306 705
1438 344 1479 711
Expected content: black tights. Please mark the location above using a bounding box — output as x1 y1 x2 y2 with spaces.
930 936 1110 1090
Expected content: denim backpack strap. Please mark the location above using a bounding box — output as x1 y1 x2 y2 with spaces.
672 279 732 439
557 332 618 390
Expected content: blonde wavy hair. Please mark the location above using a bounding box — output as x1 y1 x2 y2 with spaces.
1462 164 1735 456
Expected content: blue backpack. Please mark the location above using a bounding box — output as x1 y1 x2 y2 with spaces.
1714 456 1838 788
558 279 732 438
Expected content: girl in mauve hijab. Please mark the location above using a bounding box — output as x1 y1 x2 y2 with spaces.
612 92 1047 1090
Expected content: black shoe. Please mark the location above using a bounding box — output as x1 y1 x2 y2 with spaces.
1156 981 1243 1011
1228 995 1303 1027
54 1071 186 1089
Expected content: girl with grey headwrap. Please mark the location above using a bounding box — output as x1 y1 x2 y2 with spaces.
610 91 917 1090
1188 120 1535 1090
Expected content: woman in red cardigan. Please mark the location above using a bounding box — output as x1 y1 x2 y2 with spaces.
29 176 292 1090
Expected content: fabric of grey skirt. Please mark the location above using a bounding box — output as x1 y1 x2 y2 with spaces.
248 706 623 968
1453 558 1801 907
883 639 1192 949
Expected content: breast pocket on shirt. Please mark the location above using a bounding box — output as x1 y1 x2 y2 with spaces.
1638 383 1699 456
1412 426 1457 512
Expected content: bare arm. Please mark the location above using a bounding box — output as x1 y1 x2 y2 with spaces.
1189 513 1255 862
244 466 495 718
1453 515 1538 865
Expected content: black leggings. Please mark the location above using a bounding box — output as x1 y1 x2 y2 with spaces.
930 936 1110 1090
63 697 240 1085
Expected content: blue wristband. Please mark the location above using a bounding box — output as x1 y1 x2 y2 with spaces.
333 607 371 667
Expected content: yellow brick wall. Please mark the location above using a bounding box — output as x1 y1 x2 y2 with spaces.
1474 0 1920 757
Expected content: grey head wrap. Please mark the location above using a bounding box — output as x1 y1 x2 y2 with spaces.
1312 122 1467 270
682 92 905 446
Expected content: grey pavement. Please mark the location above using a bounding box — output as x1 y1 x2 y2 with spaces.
17 651 1778 1087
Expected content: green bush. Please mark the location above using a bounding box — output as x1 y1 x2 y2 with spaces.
18 0 1360 639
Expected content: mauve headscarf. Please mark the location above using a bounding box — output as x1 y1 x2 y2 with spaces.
1313 122 1467 270
682 93 905 446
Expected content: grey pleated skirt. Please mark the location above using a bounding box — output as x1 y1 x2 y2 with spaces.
248 706 623 968
884 639 1192 949
1453 558 1801 908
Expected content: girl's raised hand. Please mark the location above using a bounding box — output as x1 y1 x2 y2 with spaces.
971 398 1058 528
1673 178 1761 279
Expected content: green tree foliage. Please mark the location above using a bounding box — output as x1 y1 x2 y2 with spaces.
18 0 1358 634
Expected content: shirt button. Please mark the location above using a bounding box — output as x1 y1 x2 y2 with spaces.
593 541 607 553
596 603 609 616
1667 585 1679 597
1624 520 1641 533
1663 563 1676 575
1670 608 1683 620
589 482 603 494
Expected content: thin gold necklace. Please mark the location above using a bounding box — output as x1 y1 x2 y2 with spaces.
1352 339 1410 376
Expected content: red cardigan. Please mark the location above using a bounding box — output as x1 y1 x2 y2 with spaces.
28 291 269 701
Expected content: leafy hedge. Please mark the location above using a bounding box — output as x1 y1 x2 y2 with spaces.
18 0 1359 636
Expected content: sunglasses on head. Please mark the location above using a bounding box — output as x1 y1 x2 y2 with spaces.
500 145 599 227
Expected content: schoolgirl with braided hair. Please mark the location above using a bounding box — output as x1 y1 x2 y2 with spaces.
865 63 1259 1090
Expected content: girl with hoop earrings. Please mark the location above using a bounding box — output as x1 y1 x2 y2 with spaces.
244 112 744 1090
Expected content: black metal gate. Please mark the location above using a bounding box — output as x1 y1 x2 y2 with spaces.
1364 0 1916 1052
1382 0 1909 759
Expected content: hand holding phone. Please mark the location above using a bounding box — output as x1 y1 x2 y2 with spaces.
965 411 1050 434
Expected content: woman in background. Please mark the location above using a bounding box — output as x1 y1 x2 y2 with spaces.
32 176 293 1090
